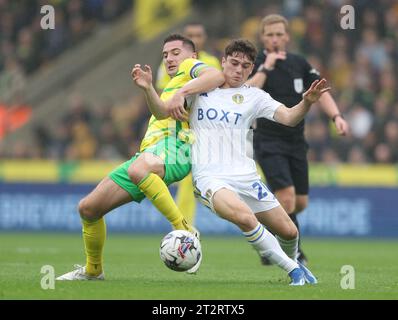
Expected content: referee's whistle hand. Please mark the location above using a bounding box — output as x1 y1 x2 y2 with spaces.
264 51 286 69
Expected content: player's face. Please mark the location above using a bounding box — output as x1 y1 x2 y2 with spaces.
183 25 206 51
221 53 254 88
162 40 196 77
261 22 290 52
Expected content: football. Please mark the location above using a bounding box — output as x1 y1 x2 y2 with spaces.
159 230 201 272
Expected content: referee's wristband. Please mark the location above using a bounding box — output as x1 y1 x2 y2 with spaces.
332 114 344 122
257 64 273 75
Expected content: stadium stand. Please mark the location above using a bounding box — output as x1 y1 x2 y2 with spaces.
0 0 397 164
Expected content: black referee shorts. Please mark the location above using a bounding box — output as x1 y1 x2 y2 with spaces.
254 136 309 195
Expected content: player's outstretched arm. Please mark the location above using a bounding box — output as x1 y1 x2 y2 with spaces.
274 78 330 127
131 64 169 119
167 67 225 121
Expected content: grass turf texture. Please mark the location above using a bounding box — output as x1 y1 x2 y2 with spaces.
0 233 397 299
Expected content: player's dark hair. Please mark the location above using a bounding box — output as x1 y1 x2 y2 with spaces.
224 39 257 63
163 34 196 52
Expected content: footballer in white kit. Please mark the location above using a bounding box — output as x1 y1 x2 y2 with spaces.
181 39 327 285
132 38 328 285
188 85 281 213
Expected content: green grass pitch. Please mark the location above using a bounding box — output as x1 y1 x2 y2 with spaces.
0 233 397 300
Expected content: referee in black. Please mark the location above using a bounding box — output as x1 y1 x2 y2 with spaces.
247 14 349 265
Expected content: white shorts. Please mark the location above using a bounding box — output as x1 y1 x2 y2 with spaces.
193 174 280 214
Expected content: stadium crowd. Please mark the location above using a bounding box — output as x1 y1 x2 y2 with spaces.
0 0 397 164
0 0 132 140
232 0 398 164
0 0 132 76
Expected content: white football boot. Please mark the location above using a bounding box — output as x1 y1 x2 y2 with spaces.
186 226 202 274
56 264 104 281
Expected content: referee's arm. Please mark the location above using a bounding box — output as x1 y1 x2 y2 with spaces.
302 58 349 136
318 92 349 136
247 52 286 88
246 65 268 87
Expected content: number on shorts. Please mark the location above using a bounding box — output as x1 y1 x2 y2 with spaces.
252 181 269 200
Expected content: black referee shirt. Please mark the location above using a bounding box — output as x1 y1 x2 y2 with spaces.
252 50 321 138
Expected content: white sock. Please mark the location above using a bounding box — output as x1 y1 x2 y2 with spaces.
243 223 298 273
276 234 299 261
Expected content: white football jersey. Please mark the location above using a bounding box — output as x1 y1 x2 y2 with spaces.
188 85 282 179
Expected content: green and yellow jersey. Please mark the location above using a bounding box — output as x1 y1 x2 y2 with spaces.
156 51 221 91
140 58 208 152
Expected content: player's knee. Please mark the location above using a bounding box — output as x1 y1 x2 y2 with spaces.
276 188 296 214
282 201 295 214
127 162 152 185
276 221 298 240
283 223 298 240
78 198 99 220
127 165 143 185
280 197 296 215
294 198 308 213
128 157 163 185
